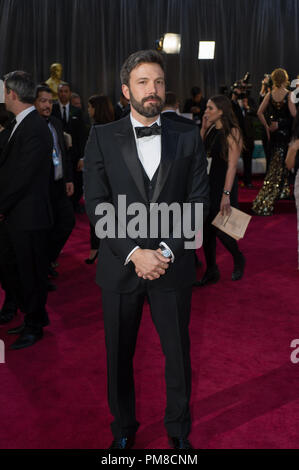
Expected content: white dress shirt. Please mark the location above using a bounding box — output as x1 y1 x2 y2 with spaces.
9 106 35 140
130 114 161 180
58 101 70 122
125 114 174 265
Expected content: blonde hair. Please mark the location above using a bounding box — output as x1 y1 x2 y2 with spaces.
271 68 289 88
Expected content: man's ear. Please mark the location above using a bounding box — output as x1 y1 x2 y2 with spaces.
122 84 130 102
10 89 18 101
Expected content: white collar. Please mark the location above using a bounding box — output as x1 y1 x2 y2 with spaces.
130 114 161 129
15 106 35 124
58 101 70 109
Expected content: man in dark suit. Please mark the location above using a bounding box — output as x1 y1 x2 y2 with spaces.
84 50 209 449
51 83 87 212
183 86 207 126
0 71 53 349
240 96 257 187
35 85 75 272
114 92 130 120
162 91 197 125
231 88 257 187
0 105 19 324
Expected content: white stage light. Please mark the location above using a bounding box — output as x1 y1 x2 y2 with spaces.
156 34 181 54
198 41 215 59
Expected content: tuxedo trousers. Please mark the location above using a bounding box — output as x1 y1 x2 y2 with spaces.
49 179 75 263
0 222 20 304
7 227 50 331
101 283 192 439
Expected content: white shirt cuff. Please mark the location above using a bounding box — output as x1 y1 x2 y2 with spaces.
124 246 140 265
160 242 175 263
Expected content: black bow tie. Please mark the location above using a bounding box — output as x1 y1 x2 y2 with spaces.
135 123 162 138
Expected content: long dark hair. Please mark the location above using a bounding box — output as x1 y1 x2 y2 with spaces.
209 95 243 160
88 95 114 124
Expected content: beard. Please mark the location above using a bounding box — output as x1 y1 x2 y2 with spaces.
129 90 164 118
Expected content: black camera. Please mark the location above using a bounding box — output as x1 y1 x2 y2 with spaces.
231 72 253 99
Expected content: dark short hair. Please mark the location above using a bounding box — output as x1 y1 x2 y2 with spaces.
120 49 165 86
191 86 201 97
165 91 178 107
4 70 36 104
58 82 71 91
35 84 52 99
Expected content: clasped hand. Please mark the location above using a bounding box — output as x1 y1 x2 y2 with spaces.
130 248 171 281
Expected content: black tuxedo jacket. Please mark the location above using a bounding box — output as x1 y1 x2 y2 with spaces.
162 111 197 126
48 115 73 183
51 103 87 161
0 109 53 230
84 114 209 293
0 127 11 154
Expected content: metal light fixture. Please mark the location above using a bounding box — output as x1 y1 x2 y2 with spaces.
156 33 181 54
198 41 215 59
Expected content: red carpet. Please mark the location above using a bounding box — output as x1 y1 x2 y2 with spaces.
1 184 299 449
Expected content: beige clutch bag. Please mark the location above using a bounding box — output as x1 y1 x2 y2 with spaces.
212 207 252 240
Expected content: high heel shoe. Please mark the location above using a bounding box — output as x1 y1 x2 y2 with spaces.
85 251 98 264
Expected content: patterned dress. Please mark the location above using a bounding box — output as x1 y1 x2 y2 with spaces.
252 92 292 216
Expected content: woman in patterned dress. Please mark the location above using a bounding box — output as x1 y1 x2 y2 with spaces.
252 68 296 216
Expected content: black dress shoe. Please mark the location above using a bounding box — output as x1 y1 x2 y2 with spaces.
7 323 25 335
232 253 245 281
168 436 194 449
8 314 49 334
9 328 43 350
108 436 135 449
0 299 18 324
195 266 220 287
0 309 17 324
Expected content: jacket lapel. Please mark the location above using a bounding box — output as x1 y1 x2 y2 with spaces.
115 116 148 202
115 115 180 204
0 110 37 167
151 115 179 203
0 122 21 166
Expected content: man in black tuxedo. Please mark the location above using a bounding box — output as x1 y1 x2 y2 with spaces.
51 83 87 212
231 88 257 187
162 91 197 126
84 50 209 449
114 92 130 120
183 86 207 126
0 71 53 349
0 105 19 324
35 85 75 271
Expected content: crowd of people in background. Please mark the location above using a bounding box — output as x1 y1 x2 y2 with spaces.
0 62 299 351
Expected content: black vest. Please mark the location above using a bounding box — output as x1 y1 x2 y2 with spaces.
138 160 160 202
